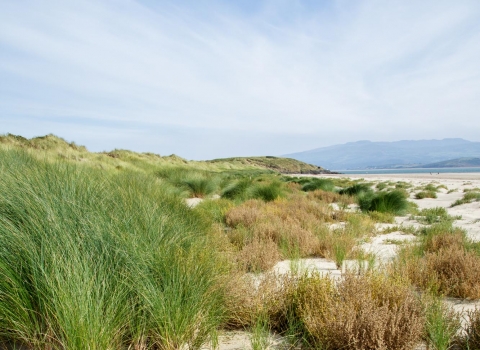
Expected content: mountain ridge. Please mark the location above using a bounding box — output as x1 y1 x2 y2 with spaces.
285 138 480 170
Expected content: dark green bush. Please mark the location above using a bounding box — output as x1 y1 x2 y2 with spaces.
359 190 409 215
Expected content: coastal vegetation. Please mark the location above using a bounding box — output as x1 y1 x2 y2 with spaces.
0 134 479 349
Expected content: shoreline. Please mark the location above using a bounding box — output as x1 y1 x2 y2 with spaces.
293 172 480 181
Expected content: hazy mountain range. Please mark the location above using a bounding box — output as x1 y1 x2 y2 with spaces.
284 138 480 170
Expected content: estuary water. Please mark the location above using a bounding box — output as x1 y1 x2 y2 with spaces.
337 167 480 175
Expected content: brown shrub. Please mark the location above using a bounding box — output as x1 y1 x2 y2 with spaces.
225 199 265 228
403 246 480 299
296 272 424 350
424 231 465 253
236 238 282 273
307 189 341 203
223 273 295 329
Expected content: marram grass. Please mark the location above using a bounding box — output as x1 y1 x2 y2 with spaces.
0 149 228 349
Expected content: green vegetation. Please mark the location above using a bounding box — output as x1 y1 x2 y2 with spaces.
415 190 437 199
451 189 480 207
358 190 410 215
2 133 480 349
208 156 330 174
0 149 228 349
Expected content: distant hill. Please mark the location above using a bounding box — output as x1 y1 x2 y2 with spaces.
284 138 480 170
0 133 329 174
416 157 480 168
207 156 333 174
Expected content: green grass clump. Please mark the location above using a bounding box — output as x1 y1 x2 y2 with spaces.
415 190 437 199
221 178 253 200
424 183 439 192
358 190 409 215
249 181 285 202
300 178 335 192
0 149 227 349
180 175 218 198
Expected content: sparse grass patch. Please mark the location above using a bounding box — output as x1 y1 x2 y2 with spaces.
368 210 396 223
451 190 480 207
376 182 389 190
414 207 459 225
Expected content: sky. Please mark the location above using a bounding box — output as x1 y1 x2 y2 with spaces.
1 0 480 160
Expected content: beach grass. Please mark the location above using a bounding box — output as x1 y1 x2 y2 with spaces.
0 148 228 348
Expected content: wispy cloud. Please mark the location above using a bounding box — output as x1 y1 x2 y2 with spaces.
1 0 479 158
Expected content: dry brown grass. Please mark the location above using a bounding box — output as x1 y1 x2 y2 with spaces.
225 196 376 271
397 230 480 299
236 238 282 273
306 189 354 205
398 249 480 299
223 273 295 330
296 272 424 350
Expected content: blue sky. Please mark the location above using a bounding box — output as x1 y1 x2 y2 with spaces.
1 0 480 159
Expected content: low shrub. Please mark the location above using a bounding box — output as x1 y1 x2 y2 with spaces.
396 224 480 299
223 273 294 329
296 272 424 350
236 238 282 273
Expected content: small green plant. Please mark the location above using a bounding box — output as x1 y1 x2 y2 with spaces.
250 313 271 350
423 297 461 350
